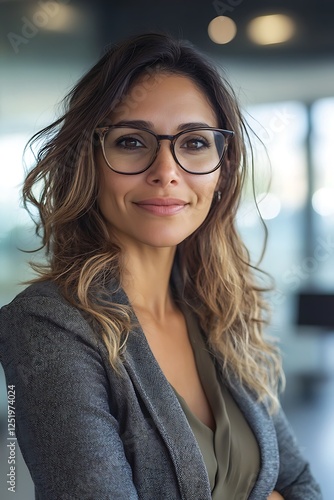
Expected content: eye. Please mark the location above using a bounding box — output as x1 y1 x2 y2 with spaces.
116 136 146 150
180 135 210 151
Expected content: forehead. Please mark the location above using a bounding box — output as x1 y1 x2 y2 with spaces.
110 73 218 128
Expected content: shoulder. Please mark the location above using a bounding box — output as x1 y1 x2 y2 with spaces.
0 280 123 403
0 281 105 364
1 279 122 322
2 280 71 310
0 279 129 366
1 280 84 331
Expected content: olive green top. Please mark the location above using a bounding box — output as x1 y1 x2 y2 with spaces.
172 308 260 499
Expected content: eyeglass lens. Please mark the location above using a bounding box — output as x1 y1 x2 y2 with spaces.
102 128 227 173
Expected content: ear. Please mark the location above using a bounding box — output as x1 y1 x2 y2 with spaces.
214 162 225 191
215 157 230 190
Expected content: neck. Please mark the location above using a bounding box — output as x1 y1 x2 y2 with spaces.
120 245 177 320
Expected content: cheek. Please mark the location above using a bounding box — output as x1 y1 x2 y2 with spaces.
193 173 220 204
97 167 124 218
97 155 125 203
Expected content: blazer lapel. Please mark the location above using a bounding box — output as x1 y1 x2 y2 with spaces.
224 374 279 499
110 284 212 499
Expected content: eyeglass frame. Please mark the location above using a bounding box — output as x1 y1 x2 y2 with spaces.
95 125 234 175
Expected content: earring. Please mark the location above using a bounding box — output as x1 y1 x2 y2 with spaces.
216 191 222 202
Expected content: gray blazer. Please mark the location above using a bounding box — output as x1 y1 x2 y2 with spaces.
0 281 322 499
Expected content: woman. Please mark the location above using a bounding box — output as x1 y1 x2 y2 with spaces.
0 33 321 499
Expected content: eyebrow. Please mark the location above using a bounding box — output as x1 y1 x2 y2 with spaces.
112 120 213 131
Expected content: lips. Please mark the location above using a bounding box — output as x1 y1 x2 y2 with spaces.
134 198 188 215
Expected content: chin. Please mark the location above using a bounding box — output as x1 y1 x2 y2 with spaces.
142 232 192 248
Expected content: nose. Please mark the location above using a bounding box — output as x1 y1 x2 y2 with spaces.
145 141 180 187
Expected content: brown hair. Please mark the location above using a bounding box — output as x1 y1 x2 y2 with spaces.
23 33 283 411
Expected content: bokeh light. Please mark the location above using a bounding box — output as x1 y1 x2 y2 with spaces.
247 14 296 45
208 16 237 44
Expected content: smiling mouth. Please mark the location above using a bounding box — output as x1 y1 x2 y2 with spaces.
134 198 188 215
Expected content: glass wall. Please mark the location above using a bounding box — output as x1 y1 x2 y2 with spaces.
234 98 334 381
311 98 334 288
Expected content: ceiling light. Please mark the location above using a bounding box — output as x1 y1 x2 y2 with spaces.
247 14 296 45
27 2 84 33
208 16 237 45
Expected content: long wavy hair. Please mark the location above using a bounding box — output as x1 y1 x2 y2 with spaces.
23 33 283 412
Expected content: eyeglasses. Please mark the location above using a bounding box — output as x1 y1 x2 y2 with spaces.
95 125 234 175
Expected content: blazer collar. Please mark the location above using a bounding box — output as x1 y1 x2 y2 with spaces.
110 282 212 499
218 367 280 499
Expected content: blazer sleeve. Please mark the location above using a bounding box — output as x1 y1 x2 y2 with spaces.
273 406 322 499
0 293 139 500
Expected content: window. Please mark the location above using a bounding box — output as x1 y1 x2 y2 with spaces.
237 101 308 294
310 98 334 288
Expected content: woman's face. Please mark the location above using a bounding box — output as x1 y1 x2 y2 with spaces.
96 73 221 250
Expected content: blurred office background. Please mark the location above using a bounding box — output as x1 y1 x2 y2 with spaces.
0 0 334 498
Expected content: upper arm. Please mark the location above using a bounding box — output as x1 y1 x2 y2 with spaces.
0 295 138 500
273 407 322 499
